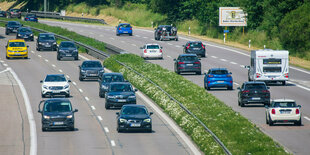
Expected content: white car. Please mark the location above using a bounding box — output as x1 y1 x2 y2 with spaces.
140 43 163 59
41 74 71 98
265 99 301 126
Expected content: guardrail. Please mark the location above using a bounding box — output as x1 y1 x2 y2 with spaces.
0 19 231 154
22 11 107 24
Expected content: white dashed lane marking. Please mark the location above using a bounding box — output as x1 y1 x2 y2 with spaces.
3 64 8 67
111 140 116 147
220 59 227 62
135 35 140 37
143 37 147 39
240 65 245 68
104 127 109 133
121 41 125 43
304 117 310 121
97 116 103 121
131 44 136 46
85 97 89 101
72 82 77 85
167 43 173 45
79 88 83 93
59 69 63 73
167 55 172 58
211 56 218 59
66 75 70 78
91 106 96 110
110 37 115 40
230 62 237 65
45 59 49 62
52 64 56 68
233 82 240 86
175 45 181 48
38 55 42 58
0 60 4 63
31 51 35 53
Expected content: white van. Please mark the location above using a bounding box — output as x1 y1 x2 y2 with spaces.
246 49 289 85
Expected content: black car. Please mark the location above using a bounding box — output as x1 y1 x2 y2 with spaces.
183 41 206 57
16 27 34 41
79 60 104 81
99 73 125 98
7 9 21 18
0 11 7 17
57 41 79 60
38 98 78 131
174 54 201 75
37 33 57 51
105 82 137 109
237 81 270 107
116 104 153 132
5 21 22 35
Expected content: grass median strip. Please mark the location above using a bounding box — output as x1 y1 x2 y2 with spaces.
103 54 288 154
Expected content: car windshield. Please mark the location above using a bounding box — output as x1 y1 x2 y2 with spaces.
189 42 202 48
45 75 66 82
39 34 55 41
120 24 131 28
245 84 267 90
179 56 198 61
44 101 72 112
82 61 102 68
273 102 296 108
8 22 20 26
26 14 36 17
147 45 160 49
19 28 32 33
102 75 124 83
60 42 76 48
110 84 132 92
121 106 148 115
9 42 25 47
211 70 228 75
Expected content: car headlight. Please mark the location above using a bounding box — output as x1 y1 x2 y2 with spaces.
43 85 48 89
43 115 50 119
81 70 86 73
18 34 21 36
39 42 43 45
128 95 136 99
30 34 33 36
101 85 108 89
119 118 127 123
64 84 69 89
107 95 115 99
143 118 151 123
74 49 78 52
99 70 104 72
53 42 57 45
66 115 73 118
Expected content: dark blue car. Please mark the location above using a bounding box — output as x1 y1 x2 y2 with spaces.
204 68 233 90
116 23 132 36
16 27 34 41
24 14 38 22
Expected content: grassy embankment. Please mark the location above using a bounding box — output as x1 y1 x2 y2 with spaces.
103 54 288 155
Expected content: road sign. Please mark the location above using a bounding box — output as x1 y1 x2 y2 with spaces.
224 30 229 33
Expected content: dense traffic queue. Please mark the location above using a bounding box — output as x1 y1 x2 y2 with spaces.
3 20 302 133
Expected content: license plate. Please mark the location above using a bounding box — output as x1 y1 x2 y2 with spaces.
217 81 224 83
23 36 28 38
52 90 61 93
150 50 157 53
193 48 200 50
186 64 193 66
14 53 21 55
13 30 17 32
53 122 64 125
118 99 126 102
130 123 141 127
89 74 97 76
66 54 72 57
280 111 290 114
45 45 51 47
252 97 261 100
123 31 128 33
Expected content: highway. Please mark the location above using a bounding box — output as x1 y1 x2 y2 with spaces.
39 20 310 155
0 28 197 155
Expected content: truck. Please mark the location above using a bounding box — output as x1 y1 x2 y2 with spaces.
246 49 289 85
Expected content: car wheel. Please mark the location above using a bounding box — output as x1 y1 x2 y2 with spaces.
268 116 274 126
70 125 75 131
24 56 28 59
148 127 152 133
37 47 40 51
117 126 122 133
265 114 269 124
228 86 233 90
129 33 133 36
5 32 9 35
42 127 47 132
105 103 110 109
116 33 120 36
41 93 45 98
175 38 178 41
240 102 245 107
238 100 240 106
196 71 202 75
295 118 302 126
79 76 83 81
282 81 286 85
6 56 10 59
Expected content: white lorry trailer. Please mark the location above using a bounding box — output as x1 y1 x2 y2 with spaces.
246 49 289 85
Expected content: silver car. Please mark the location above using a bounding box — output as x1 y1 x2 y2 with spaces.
140 43 163 59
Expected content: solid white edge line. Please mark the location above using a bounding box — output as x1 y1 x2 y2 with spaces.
104 127 109 133
136 91 201 155
287 81 310 92
111 140 116 146
98 116 103 121
79 55 90 60
8 68 37 155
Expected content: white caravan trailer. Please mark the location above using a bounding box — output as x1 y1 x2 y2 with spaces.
246 49 289 85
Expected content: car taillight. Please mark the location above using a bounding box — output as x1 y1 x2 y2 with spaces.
262 90 269 93
130 27 132 30
242 90 249 93
208 75 213 78
144 49 147 53
178 62 184 64
256 73 261 78
25 18 29 20
230 81 232 83
271 109 276 114
201 44 205 49
186 44 190 49
119 28 121 30
194 61 200 64
284 73 289 78
296 109 300 114
160 49 162 53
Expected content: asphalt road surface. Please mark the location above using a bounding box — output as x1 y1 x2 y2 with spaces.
0 27 198 155
39 20 310 155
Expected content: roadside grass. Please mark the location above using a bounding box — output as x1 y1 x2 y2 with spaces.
103 54 288 155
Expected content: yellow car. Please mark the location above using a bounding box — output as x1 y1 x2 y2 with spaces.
6 39 28 59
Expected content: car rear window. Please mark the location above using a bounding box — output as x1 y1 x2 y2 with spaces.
120 24 131 28
210 70 228 75
102 75 124 83
82 61 102 68
263 67 281 73
44 101 72 112
121 106 148 115
179 56 198 61
245 84 267 90
9 42 25 47
273 102 296 108
189 42 202 48
147 45 160 49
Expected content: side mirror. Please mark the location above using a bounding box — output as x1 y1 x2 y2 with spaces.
198 58 201 60
267 87 270 89
244 66 250 69
161 47 163 49
150 112 153 115
116 112 119 115
40 80 43 83
173 58 176 61
38 110 42 113
78 65 81 68
27 45 29 48
73 109 78 113
237 87 240 90
265 105 269 109
134 89 138 92
298 105 301 108
229 72 232 74
68 80 72 82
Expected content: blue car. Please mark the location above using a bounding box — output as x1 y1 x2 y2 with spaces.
24 14 38 22
116 23 132 36
204 68 233 90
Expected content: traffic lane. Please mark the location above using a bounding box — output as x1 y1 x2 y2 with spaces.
0 62 30 155
0 34 114 155
34 48 194 154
